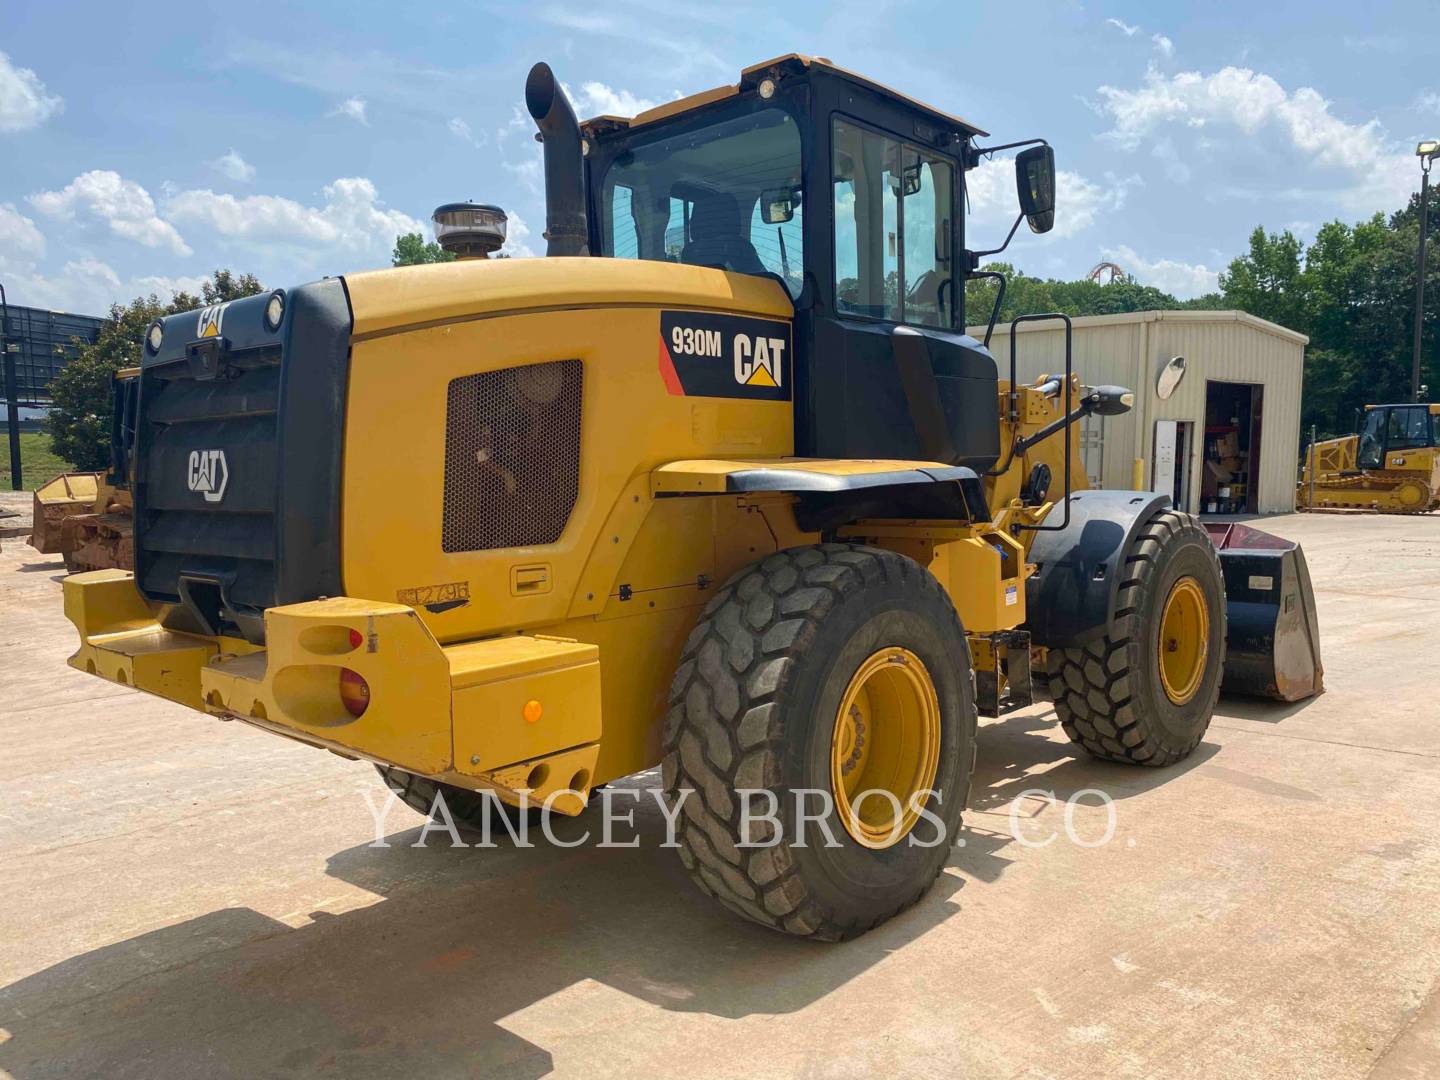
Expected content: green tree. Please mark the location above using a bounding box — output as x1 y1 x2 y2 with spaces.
46 270 264 470
392 232 455 266
1217 226 1308 331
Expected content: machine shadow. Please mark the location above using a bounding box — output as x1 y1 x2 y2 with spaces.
1216 692 1323 724
14 560 65 573
953 705 1221 883
0 783 965 1079
0 711 1217 1078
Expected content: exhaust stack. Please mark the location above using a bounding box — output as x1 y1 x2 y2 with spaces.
525 62 590 257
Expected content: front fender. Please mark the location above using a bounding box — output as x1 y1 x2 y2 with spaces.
1024 489 1171 648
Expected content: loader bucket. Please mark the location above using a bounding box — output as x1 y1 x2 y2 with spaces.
1204 522 1323 702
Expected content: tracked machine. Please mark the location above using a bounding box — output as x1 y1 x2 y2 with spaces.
62 56 1321 939
27 369 138 572
1298 403 1440 514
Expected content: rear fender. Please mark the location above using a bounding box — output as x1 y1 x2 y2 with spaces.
651 457 990 531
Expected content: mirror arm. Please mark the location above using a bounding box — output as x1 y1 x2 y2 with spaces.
969 213 1025 262
965 137 1049 168
964 269 1007 349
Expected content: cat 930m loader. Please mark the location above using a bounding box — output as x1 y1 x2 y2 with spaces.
62 55 1321 940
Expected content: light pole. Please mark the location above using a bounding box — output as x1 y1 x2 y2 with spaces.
1414 141 1439 403
0 281 21 491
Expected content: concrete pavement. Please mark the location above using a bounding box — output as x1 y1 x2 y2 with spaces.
2 512 1439 1078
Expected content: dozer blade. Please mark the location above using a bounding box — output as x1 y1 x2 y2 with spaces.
1204 523 1324 702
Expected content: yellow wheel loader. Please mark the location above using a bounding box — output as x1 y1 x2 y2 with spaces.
1297 403 1440 513
62 55 1320 940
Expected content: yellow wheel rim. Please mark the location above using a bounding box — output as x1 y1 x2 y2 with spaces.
1157 576 1210 706
830 647 941 849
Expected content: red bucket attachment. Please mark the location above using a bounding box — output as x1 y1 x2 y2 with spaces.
1204 523 1324 702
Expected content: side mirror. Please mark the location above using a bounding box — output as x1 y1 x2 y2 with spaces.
1015 145 1056 234
759 188 796 224
1156 355 1187 400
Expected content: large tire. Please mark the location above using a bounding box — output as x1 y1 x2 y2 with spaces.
661 543 976 941
1043 509 1225 766
375 765 540 832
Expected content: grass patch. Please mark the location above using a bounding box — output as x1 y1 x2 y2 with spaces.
0 431 79 490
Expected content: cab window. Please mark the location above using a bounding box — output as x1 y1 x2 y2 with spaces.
1387 406 1431 450
832 117 955 327
1358 409 1385 468
600 109 805 298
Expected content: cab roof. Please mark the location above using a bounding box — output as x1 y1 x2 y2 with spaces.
580 53 988 140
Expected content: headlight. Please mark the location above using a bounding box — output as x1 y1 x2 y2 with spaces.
146 321 164 354
264 291 285 331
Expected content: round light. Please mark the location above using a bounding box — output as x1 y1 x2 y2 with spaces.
758 77 776 100
523 699 543 724
339 668 370 718
264 291 285 331
146 321 164 354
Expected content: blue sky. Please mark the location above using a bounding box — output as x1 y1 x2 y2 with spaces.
2 0 1439 314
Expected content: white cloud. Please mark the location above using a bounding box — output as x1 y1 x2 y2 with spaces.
2 257 122 314
1419 92 1440 114
330 96 368 125
1102 244 1219 298
1151 136 1191 184
500 210 535 258
0 50 63 133
1097 64 1417 212
211 148 256 183
0 203 46 268
572 82 662 117
4 260 216 316
164 176 423 262
1106 17 1140 36
504 155 544 198
1343 34 1406 54
1152 34 1174 58
132 273 211 301
496 103 530 146
448 116 486 147
29 170 191 255
966 156 1138 238
540 9 616 33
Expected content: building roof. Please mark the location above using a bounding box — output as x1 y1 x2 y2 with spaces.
970 309 1310 346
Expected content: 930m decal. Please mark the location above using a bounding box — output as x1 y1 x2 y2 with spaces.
659 311 791 401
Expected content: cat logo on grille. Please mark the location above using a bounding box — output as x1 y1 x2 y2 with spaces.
187 449 229 503
196 304 226 339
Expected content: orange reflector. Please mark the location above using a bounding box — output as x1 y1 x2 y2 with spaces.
523 699 543 724
339 668 370 717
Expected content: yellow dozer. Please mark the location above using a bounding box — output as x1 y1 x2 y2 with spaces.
27 369 138 571
61 56 1319 939
1298 403 1440 513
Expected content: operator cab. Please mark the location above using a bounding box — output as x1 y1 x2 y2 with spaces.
1357 404 1440 469
571 55 1057 468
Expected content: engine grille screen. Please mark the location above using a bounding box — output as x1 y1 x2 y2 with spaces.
442 360 583 553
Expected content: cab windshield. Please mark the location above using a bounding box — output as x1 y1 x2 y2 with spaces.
599 108 804 297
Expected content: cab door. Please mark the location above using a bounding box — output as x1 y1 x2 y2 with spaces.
797 82 999 469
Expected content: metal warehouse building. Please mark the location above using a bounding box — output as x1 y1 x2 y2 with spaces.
975 310 1308 516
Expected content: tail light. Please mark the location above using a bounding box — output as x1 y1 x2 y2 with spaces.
339 668 370 717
